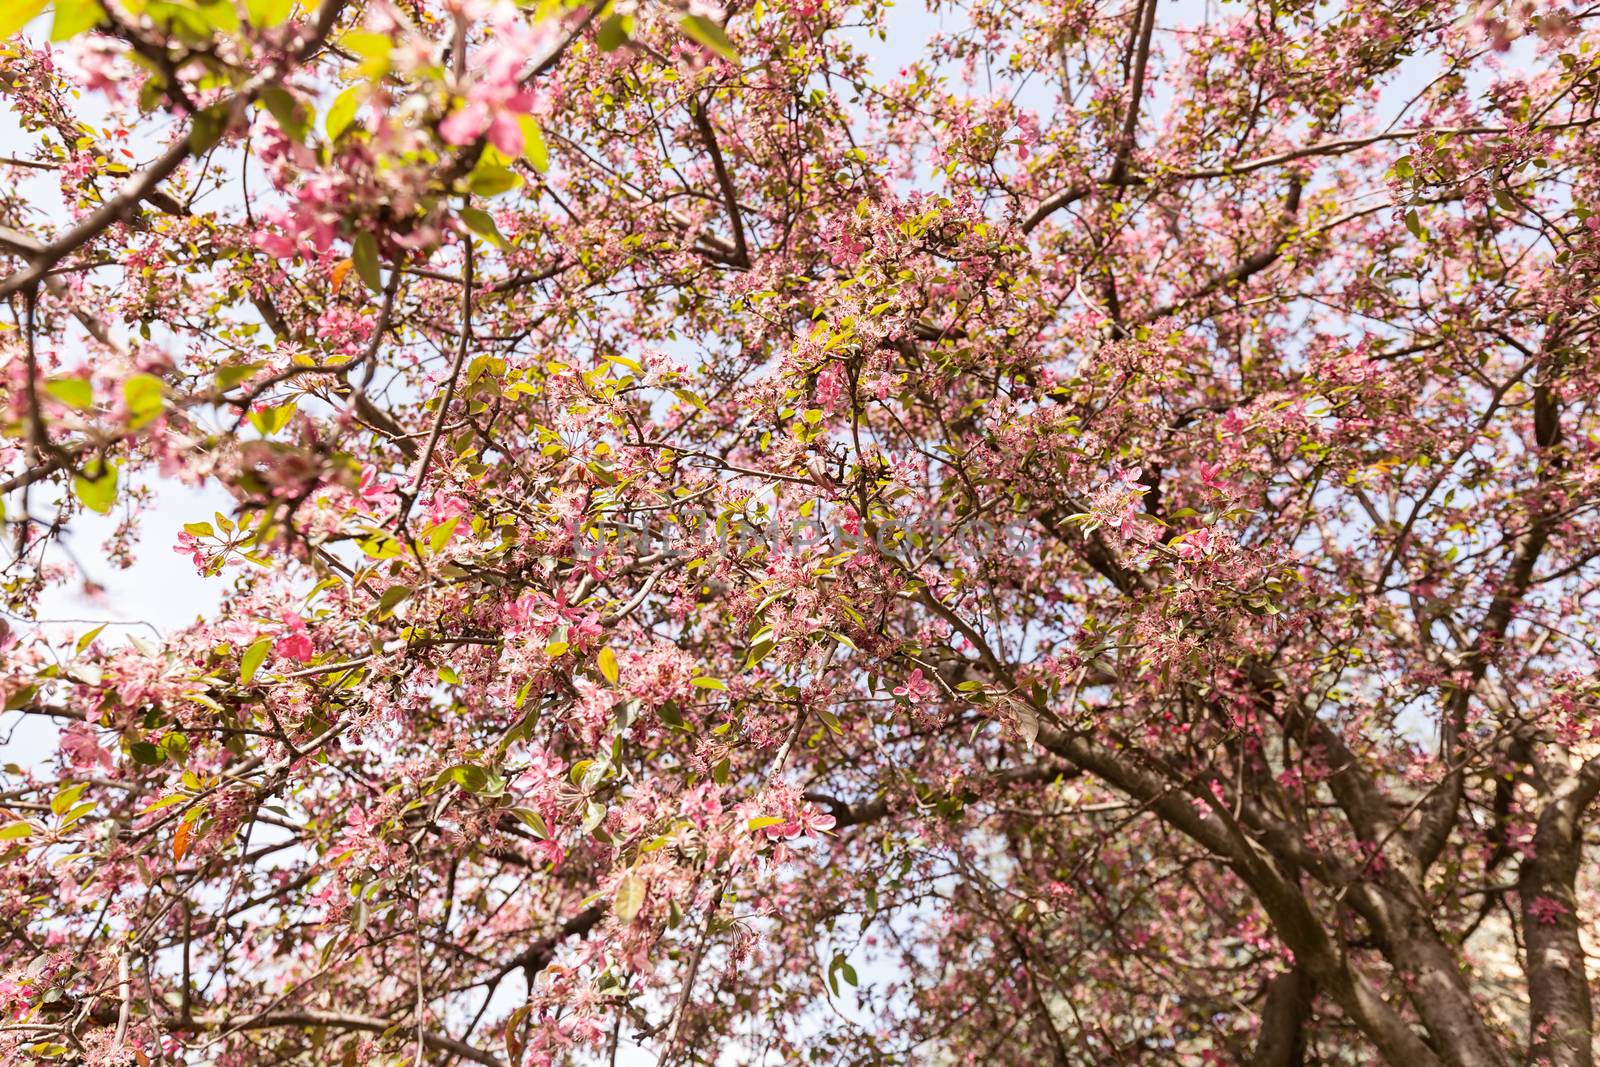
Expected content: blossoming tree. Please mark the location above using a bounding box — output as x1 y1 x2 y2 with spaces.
3 0 1600 1062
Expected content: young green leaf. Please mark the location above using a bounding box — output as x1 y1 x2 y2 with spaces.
597 646 619 685
325 85 361 141
613 872 646 922
510 807 548 838
50 0 104 40
123 373 165 429
73 463 118 515
518 114 549 172
443 764 489 793
352 232 382 291
459 206 509 250
245 0 295 29
595 13 631 51
45 377 93 410
679 14 738 60
1 0 48 39
240 637 272 685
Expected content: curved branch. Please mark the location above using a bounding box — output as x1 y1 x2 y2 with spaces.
0 0 351 299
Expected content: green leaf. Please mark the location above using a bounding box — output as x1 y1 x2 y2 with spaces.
139 793 190 815
245 0 294 28
595 12 632 50
0 0 47 38
690 676 726 691
596 647 619 686
678 14 737 60
163 731 189 762
50 782 88 818
352 232 382 292
672 388 710 414
50 0 104 39
374 584 412 619
194 0 238 32
613 871 646 922
72 463 118 514
827 952 858 994
467 161 520 198
443 764 488 792
50 0 103 39
248 402 295 436
129 741 165 766
74 623 106 654
45 377 93 409
258 88 308 143
517 114 549 172
424 516 459 554
744 639 774 669
356 528 401 559
510 807 547 838
5 684 39 711
747 816 785 832
189 103 230 154
122 372 164 429
0 821 33 842
59 800 96 827
215 362 263 390
240 637 271 685
325 85 361 141
459 206 508 250
340 30 392 77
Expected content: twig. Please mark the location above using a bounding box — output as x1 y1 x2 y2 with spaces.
113 952 131 1048
657 869 730 1067
0 0 351 299
397 231 474 529
689 98 750 267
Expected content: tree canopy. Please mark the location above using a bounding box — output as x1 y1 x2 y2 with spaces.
2 0 1600 1064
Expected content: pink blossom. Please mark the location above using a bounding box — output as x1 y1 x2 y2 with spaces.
59 723 112 771
1528 896 1570 925
173 531 207 571
892 668 935 703
1172 527 1215 561
273 612 315 663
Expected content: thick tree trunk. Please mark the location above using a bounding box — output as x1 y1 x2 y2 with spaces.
1250 965 1312 1067
1520 760 1600 1067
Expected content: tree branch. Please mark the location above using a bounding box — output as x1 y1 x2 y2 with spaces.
690 97 751 268
0 0 350 299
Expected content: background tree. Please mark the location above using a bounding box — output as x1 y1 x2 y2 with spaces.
2 0 1599 1063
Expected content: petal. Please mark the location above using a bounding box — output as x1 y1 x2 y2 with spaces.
487 112 524 157
439 102 488 146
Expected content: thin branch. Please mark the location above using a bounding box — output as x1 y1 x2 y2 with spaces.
0 0 351 299
397 232 474 529
690 97 751 268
